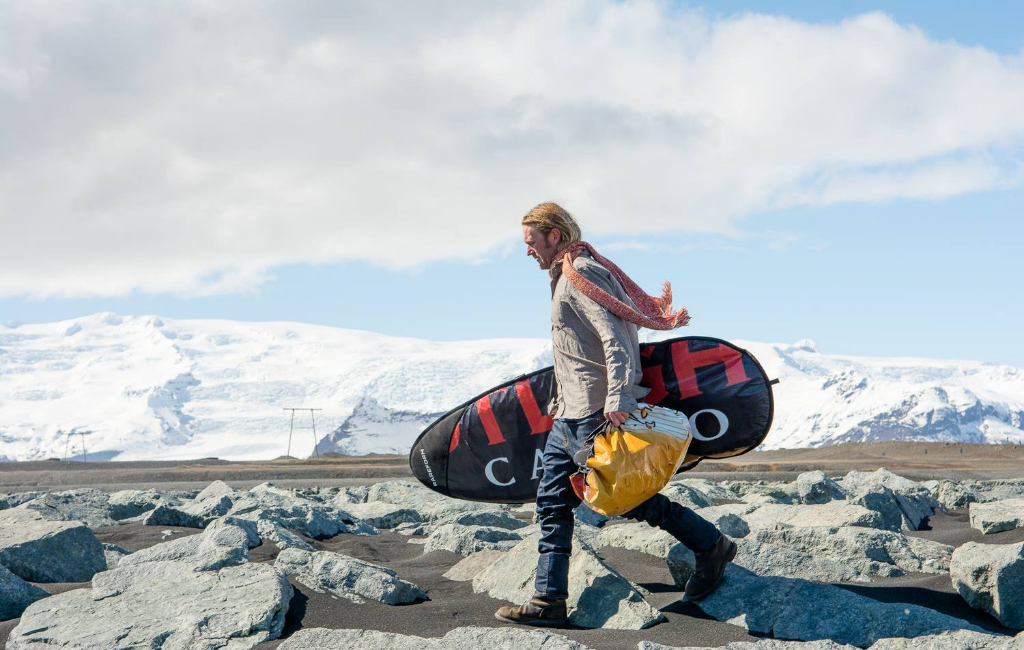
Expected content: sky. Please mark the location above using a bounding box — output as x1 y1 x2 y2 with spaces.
1 1 1022 366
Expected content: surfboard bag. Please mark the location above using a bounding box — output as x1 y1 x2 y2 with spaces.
569 404 693 518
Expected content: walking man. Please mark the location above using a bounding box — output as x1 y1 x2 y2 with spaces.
495 202 736 627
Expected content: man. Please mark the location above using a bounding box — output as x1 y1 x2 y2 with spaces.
495 202 736 627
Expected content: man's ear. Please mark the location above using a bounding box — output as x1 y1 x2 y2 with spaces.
549 229 562 247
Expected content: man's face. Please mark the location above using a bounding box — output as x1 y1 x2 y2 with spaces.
523 225 561 270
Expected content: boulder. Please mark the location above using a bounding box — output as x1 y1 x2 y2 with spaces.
141 482 240 528
258 519 313 551
107 489 183 520
796 471 847 505
333 485 370 504
660 482 716 509
697 564 981 647
471 532 663 629
277 626 594 650
225 483 377 538
667 543 696 587
422 523 523 556
0 508 106 582
868 629 1021 649
841 469 937 531
16 489 118 527
975 480 1024 504
639 641 854 650
717 513 752 539
742 503 885 531
950 541 1024 630
101 543 131 570
933 480 979 510
733 538 873 583
752 527 952 576
0 563 47 621
675 478 734 503
638 630 1017 650
275 547 426 605
596 522 677 558
724 480 798 504
119 518 250 571
969 500 1024 535
338 501 423 529
0 492 44 509
436 509 530 531
142 503 210 528
6 560 292 649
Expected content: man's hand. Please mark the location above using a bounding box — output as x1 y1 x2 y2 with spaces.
605 410 629 427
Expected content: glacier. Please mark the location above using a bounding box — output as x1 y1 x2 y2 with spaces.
0 313 1022 462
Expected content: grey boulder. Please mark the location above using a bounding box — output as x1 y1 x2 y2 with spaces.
257 519 313 551
336 501 423 529
226 482 377 538
278 626 594 650
119 518 250 571
469 532 662 630
275 547 426 605
422 523 523 556
0 508 106 582
841 469 938 531
0 562 47 621
933 480 980 510
142 481 240 528
101 543 131 569
752 526 952 576
6 560 292 649
16 489 118 527
742 503 885 531
950 541 1024 630
969 500 1024 535
796 471 847 504
661 482 716 509
696 564 980 647
639 629 1018 650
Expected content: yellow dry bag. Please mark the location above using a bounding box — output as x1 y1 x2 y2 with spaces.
570 404 693 518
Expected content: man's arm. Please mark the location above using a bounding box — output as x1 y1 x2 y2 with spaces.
565 262 642 424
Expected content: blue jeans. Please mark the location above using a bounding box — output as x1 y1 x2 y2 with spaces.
534 410 720 600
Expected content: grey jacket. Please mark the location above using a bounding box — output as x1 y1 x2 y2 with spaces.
549 252 650 418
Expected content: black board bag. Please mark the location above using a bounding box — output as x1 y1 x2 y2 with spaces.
410 336 776 504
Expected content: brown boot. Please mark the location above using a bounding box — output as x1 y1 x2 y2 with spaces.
494 596 568 627
683 534 737 602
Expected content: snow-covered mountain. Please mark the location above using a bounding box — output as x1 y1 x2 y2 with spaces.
1 314 1022 461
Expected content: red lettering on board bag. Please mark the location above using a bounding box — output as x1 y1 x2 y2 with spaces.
641 365 669 404
449 422 461 452
476 394 506 445
515 380 554 434
671 342 749 399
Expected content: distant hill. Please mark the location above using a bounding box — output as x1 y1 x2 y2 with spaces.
0 314 1022 461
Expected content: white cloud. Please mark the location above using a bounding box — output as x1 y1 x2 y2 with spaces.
1 2 1022 297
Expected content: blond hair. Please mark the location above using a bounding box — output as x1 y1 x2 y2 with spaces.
521 202 582 253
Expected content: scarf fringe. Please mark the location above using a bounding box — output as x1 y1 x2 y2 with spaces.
554 242 690 331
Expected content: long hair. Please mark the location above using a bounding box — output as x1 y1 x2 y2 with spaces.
521 202 582 254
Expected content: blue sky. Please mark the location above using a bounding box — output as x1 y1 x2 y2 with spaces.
1 1 1022 366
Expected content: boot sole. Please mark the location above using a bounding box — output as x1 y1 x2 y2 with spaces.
684 539 737 602
494 612 568 627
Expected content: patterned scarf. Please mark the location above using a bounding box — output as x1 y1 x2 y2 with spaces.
551 241 690 331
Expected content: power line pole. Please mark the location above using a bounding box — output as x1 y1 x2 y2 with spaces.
62 428 93 462
282 408 322 459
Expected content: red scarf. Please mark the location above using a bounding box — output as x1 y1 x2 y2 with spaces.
552 241 690 331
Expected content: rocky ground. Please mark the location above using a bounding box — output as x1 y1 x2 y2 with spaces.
1 444 1024 649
